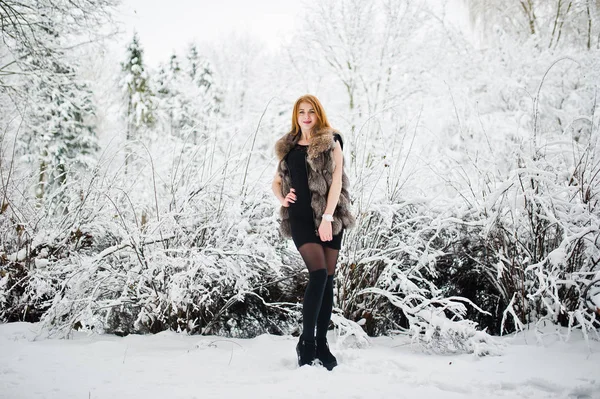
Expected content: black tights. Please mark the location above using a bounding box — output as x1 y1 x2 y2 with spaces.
297 243 339 341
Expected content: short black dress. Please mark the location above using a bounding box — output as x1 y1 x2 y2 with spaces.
285 134 344 250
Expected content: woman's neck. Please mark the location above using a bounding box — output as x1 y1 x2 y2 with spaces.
299 129 313 143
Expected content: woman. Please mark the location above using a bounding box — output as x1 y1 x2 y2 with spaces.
271 94 355 370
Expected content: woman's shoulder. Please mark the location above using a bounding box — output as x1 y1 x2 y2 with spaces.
317 127 343 142
308 128 344 158
275 132 296 160
332 132 344 150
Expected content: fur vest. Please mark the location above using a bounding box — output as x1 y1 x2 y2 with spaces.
275 127 356 237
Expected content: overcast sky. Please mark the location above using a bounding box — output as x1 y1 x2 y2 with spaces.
117 0 469 67
118 0 302 66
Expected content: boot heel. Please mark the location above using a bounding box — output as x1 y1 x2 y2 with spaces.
296 337 316 367
316 338 338 370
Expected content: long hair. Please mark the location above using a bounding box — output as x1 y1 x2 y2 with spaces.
289 94 332 136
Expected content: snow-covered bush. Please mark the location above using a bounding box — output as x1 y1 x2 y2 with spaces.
0 153 308 338
335 201 500 355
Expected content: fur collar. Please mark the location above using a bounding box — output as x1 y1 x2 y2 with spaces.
275 127 338 161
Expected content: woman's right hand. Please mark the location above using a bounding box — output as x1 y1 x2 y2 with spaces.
280 188 296 207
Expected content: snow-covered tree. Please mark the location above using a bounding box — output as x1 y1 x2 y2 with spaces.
14 21 99 202
186 44 215 93
0 0 118 80
120 32 156 141
186 46 222 117
155 45 222 143
464 0 600 50
155 53 192 137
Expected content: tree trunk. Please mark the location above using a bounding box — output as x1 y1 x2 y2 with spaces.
549 0 563 48
554 2 573 48
125 100 132 175
37 158 46 201
520 0 537 35
587 1 592 50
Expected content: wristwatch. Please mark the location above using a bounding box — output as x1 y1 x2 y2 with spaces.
323 214 334 222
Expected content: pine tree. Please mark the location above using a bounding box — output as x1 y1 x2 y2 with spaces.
152 45 223 145
186 45 222 116
169 53 181 75
120 32 155 147
186 44 201 82
155 53 189 137
185 47 223 142
18 21 99 202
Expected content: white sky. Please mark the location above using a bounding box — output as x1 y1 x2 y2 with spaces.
117 0 470 67
118 0 302 66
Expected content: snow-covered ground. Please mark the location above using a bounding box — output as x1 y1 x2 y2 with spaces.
1 323 599 399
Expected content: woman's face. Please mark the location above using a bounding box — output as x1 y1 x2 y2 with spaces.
297 102 317 133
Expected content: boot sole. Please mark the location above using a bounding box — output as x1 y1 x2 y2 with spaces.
322 360 337 371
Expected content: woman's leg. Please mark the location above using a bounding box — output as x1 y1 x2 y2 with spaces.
297 243 328 341
316 247 339 339
314 246 339 370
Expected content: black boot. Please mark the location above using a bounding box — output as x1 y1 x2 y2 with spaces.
296 337 316 367
316 337 337 370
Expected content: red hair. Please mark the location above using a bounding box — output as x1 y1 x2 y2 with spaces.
289 94 331 136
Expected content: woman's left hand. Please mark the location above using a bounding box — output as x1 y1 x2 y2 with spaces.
318 220 333 241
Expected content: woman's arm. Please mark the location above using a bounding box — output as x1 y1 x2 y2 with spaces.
324 141 343 215
272 170 296 206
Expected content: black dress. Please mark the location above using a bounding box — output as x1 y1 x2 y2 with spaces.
285 134 343 250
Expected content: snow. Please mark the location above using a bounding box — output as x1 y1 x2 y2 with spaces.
1 322 599 399
7 249 27 262
547 248 566 267
592 293 600 308
33 259 49 268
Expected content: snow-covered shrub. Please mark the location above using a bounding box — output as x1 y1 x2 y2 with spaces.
336 201 500 355
33 179 307 337
331 47 599 349
0 119 307 337
1 185 308 338
426 51 600 338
